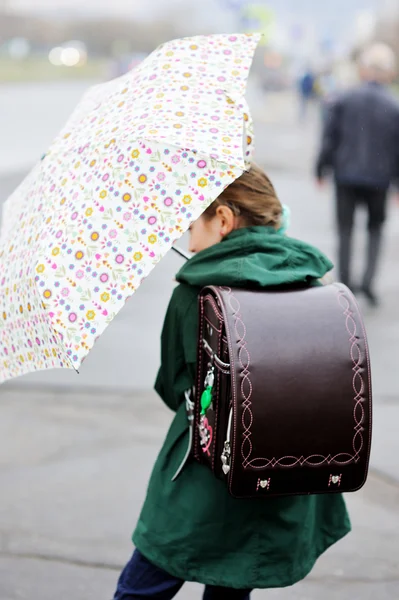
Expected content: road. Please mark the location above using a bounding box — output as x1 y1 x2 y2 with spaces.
0 81 398 599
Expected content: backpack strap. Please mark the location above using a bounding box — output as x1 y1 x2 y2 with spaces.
171 389 195 482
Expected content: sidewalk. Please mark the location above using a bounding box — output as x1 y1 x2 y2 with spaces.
0 388 398 600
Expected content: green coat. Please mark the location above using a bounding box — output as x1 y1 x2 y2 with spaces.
133 227 351 589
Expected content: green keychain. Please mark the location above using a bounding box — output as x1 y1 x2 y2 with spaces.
200 368 214 415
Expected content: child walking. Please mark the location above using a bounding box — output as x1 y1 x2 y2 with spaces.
113 164 351 599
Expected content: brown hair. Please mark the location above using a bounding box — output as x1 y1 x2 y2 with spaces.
203 163 282 229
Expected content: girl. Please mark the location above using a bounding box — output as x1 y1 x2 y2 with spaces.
113 164 351 599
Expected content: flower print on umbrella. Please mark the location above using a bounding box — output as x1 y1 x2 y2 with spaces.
75 259 96 276
51 294 69 309
122 211 132 223
106 282 120 297
100 237 115 252
137 173 148 186
203 168 219 183
174 203 190 217
77 316 94 333
120 201 144 221
153 224 167 237
66 209 88 230
98 228 117 250
100 292 110 303
125 256 140 272
75 269 85 280
148 234 158 245
148 178 163 194
0 32 260 382
115 151 137 171
92 168 118 197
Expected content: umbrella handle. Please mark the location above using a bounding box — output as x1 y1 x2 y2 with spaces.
172 245 192 261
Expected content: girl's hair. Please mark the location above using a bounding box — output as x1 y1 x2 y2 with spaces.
203 163 282 229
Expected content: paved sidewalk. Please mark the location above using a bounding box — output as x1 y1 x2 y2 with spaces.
0 388 398 600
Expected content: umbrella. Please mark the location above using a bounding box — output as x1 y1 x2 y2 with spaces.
0 32 260 384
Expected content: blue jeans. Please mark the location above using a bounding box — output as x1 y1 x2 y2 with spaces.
114 549 252 599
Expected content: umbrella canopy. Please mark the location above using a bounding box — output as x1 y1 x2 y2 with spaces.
0 33 260 383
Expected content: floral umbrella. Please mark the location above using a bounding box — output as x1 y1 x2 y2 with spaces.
0 32 260 383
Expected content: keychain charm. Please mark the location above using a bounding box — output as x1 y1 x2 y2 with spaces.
200 367 214 415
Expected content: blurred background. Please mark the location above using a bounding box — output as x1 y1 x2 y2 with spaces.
0 1 398 599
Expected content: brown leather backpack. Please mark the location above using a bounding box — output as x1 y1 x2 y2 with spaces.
191 283 372 498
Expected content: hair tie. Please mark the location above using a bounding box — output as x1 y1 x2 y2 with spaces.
277 205 291 235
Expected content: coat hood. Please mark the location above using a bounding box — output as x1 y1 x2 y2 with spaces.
176 226 333 289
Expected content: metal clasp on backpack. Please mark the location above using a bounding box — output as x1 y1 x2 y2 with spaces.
221 408 233 476
202 339 230 374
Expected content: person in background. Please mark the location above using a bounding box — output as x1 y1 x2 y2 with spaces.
316 43 399 306
316 68 338 123
298 67 315 121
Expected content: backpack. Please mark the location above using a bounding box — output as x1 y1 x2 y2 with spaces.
186 283 372 498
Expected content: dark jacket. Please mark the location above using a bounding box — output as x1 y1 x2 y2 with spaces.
133 227 350 590
316 82 399 189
